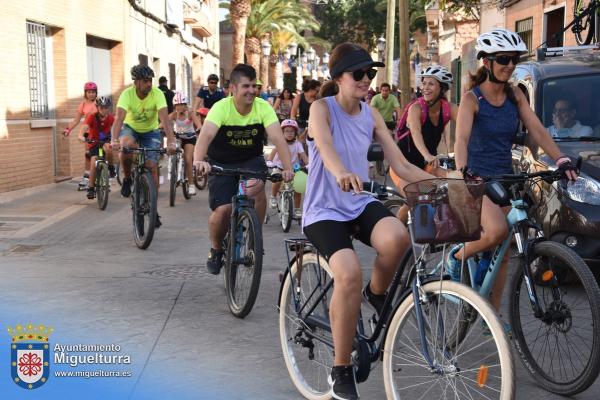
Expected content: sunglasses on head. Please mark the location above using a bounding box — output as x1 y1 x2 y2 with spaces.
487 54 521 66
348 68 377 81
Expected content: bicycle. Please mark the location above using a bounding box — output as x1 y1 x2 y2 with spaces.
168 132 195 207
209 165 283 318
426 169 600 396
572 0 600 45
83 139 111 210
121 146 166 250
278 180 515 399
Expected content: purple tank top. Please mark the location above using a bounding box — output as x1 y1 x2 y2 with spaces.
302 96 377 228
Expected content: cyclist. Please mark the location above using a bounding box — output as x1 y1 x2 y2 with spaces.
267 119 308 218
78 96 115 199
272 88 294 121
64 82 99 188
370 83 401 131
390 65 458 222
193 63 294 275
290 79 320 134
193 73 225 111
304 42 431 399
169 92 202 196
451 28 578 315
111 65 176 227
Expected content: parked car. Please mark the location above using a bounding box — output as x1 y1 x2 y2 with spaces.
511 46 600 270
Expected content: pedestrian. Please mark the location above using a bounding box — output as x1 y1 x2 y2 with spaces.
158 76 175 114
370 82 402 131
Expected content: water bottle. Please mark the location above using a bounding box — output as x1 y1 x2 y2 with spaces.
475 251 492 286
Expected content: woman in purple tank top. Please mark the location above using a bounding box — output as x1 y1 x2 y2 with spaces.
451 29 577 315
302 42 432 399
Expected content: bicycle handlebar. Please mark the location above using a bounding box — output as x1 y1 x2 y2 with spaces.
357 181 403 200
209 165 283 182
121 146 167 155
481 169 563 183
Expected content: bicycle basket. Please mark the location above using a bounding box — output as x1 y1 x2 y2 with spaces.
404 178 485 244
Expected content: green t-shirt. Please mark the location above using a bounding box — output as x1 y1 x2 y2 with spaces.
205 96 278 163
117 86 167 133
371 93 400 122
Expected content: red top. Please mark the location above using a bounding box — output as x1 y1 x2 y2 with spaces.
84 113 114 149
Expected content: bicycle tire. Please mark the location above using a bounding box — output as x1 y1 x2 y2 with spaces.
280 192 293 233
96 162 109 211
383 280 515 399
132 172 157 249
279 252 334 400
116 163 123 186
225 207 263 318
169 155 177 207
573 0 596 45
182 160 191 200
509 240 600 395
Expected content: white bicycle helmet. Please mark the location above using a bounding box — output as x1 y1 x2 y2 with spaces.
476 28 528 59
173 92 188 105
421 65 453 84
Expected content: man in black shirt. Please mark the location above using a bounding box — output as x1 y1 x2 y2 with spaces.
158 76 175 113
193 73 225 111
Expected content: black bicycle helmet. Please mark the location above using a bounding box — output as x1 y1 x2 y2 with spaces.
207 73 219 83
131 65 155 81
96 96 112 107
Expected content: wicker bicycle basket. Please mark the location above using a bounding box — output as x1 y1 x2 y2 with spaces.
404 178 486 244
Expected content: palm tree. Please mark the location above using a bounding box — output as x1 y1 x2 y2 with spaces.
229 0 252 67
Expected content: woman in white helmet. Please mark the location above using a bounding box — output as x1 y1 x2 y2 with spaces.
169 91 203 195
449 28 578 315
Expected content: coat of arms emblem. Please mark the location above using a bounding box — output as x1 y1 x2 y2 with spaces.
7 323 53 389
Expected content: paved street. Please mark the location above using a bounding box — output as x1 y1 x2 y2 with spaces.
0 173 599 400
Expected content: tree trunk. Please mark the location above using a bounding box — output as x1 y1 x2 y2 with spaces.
245 36 261 75
269 54 279 90
230 0 251 67
260 53 269 88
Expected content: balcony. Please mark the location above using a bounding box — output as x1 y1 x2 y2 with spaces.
184 0 213 37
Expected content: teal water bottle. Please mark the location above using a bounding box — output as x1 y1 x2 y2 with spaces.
475 251 492 286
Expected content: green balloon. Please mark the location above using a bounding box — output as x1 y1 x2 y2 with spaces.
292 171 307 194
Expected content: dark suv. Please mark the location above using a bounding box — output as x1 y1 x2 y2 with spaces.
511 48 600 269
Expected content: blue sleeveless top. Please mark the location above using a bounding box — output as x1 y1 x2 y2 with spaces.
467 86 519 176
302 96 376 228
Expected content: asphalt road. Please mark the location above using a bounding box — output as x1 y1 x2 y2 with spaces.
0 175 598 399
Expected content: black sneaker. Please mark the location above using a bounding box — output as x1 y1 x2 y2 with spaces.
363 282 387 318
206 248 224 275
108 164 116 178
121 178 132 197
155 214 162 229
86 187 95 199
328 365 359 400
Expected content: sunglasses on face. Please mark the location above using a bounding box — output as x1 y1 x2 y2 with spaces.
348 68 377 81
487 54 521 66
208 81 218 84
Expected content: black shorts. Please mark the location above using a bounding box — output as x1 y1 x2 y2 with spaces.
180 136 197 146
207 156 267 211
303 201 393 261
87 145 104 159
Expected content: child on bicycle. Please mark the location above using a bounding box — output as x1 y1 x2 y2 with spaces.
169 92 202 195
267 119 308 218
78 96 115 199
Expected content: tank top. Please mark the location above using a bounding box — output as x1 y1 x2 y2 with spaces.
399 107 445 169
302 96 377 228
277 99 292 120
174 112 195 134
468 86 519 176
298 93 312 127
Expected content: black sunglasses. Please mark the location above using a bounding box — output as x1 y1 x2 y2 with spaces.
348 68 377 81
208 81 218 84
487 54 521 66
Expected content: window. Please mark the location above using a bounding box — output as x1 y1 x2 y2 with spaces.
169 63 176 90
138 54 148 66
516 17 534 56
545 7 565 47
27 21 50 119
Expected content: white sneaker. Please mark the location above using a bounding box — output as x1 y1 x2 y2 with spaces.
269 196 277 209
294 209 303 219
188 186 196 196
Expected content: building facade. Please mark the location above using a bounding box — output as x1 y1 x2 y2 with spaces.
0 0 219 193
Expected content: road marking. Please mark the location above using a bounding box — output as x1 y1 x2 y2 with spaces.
0 205 86 239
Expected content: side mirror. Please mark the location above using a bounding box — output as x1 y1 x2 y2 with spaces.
367 143 384 162
514 131 527 146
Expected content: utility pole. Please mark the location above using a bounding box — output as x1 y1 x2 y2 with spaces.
385 0 396 85
398 0 411 107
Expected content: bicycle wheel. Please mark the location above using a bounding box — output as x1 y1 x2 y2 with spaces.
169 155 177 207
225 207 263 318
132 172 157 249
181 160 191 200
383 280 515 399
116 163 123 186
279 192 293 233
279 252 335 400
573 0 596 45
509 241 600 395
96 162 110 211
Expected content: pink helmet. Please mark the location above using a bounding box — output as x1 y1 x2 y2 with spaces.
84 82 98 91
173 92 188 105
281 119 299 132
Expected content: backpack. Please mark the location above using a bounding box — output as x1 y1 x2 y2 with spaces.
395 97 451 144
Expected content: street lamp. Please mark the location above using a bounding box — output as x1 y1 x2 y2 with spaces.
283 48 291 60
377 36 386 62
261 38 271 57
300 52 308 65
322 51 330 65
306 47 316 63
427 40 438 60
288 41 298 57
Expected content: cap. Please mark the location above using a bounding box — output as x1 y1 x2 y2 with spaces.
256 80 263 86
330 48 385 79
159 76 168 83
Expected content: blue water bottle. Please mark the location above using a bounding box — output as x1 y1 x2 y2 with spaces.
475 251 492 286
